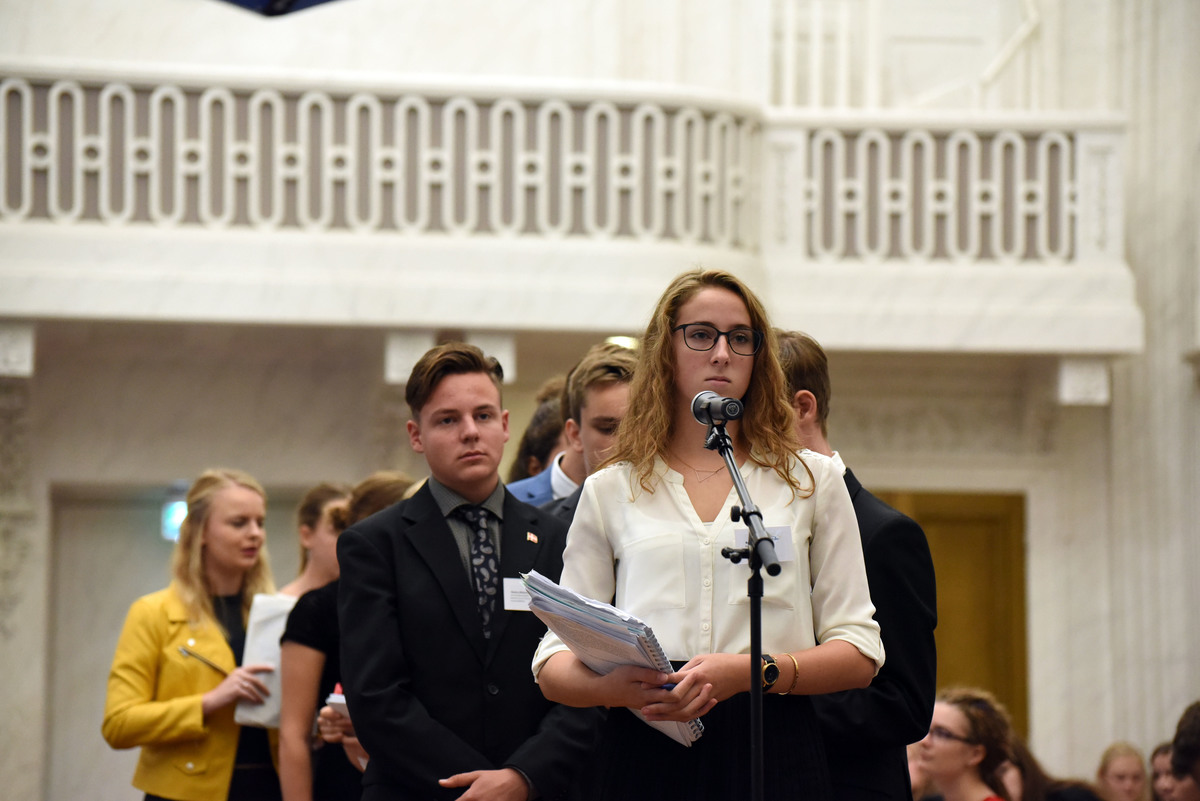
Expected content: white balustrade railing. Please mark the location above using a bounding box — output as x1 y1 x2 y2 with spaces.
764 114 1125 263
0 70 761 249
2 66 1126 267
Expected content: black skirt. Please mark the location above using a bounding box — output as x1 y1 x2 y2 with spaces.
576 691 831 800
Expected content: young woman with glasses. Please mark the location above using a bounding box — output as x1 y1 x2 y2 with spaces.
532 268 884 800
919 687 1015 801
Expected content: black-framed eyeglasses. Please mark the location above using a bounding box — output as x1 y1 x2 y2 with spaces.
672 323 763 356
928 725 975 745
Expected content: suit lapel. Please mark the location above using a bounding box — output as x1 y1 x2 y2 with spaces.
486 492 545 656
843 467 864 502
401 487 490 660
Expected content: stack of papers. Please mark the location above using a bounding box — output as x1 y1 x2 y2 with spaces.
523 571 703 746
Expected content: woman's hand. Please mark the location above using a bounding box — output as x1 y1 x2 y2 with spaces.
637 653 750 722
341 734 369 773
317 704 354 744
671 653 753 702
201 663 274 717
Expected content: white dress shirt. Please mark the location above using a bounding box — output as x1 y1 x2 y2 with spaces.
532 451 884 674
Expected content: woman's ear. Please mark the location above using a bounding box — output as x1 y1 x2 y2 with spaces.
298 524 317 549
965 743 986 769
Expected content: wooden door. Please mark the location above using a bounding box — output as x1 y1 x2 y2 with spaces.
874 491 1029 739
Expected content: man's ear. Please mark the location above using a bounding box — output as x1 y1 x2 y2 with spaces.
406 419 424 453
792 389 818 421
563 418 583 452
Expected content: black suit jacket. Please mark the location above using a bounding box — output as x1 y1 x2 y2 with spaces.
812 468 938 801
337 483 602 801
540 485 583 525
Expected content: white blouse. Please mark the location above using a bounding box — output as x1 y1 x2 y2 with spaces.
532 451 884 675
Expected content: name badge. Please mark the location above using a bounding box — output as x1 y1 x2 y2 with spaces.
732 525 796 562
503 577 532 611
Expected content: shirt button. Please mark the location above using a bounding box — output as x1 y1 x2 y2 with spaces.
702 623 710 631
486 684 500 696
186 638 195 647
703 579 711 587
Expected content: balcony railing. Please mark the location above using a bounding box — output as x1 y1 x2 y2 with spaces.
763 111 1125 265
0 67 761 250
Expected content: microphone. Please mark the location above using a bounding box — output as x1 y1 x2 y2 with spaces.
691 391 744 425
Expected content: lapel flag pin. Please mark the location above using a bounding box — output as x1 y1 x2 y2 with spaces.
526 532 539 544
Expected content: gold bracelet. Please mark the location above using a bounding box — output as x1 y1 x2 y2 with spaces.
782 652 800 695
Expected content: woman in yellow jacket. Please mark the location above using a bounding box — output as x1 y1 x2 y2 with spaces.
103 468 282 801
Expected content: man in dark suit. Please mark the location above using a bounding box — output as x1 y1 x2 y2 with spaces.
338 343 601 801
778 330 938 801
540 342 635 525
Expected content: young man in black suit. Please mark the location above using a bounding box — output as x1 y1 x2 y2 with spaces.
337 343 601 801
778 330 938 801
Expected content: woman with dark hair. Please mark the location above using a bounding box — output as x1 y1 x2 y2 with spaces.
1149 743 1177 801
103 468 280 801
279 483 351 599
278 471 414 801
919 687 1013 801
532 268 883 800
1000 734 1104 801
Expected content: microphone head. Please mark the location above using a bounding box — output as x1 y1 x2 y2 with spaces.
691 391 743 425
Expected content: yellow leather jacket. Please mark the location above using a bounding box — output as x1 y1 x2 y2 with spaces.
102 582 246 801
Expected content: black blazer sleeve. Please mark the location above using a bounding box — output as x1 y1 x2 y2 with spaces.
812 470 938 749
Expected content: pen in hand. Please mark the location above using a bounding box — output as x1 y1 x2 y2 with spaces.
178 646 229 676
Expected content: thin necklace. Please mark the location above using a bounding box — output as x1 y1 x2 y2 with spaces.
670 450 726 483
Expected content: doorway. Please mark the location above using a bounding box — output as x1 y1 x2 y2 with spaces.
874 490 1029 739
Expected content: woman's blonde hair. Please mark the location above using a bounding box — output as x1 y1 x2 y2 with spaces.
171 468 275 629
1097 742 1149 801
606 268 806 494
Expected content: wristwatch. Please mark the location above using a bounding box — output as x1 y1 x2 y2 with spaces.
761 654 780 691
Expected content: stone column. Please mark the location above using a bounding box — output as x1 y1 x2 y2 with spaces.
0 324 40 800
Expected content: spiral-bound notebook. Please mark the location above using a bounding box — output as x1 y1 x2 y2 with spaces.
523 570 704 746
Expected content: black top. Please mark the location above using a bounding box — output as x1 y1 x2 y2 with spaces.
212 594 274 769
281 581 362 800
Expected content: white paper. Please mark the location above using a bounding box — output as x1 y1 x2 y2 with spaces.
234 592 297 728
503 577 531 611
523 571 703 746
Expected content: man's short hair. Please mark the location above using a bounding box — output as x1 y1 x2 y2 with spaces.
776 329 830 436
405 342 504 418
1172 700 1200 779
562 343 637 424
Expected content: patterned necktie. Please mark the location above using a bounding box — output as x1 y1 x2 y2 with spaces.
457 505 499 636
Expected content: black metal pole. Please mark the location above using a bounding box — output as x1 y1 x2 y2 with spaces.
707 421 780 801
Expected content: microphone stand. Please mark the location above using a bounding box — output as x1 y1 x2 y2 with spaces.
706 421 780 801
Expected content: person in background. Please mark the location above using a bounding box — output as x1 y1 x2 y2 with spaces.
338 343 602 801
506 375 567 484
540 341 637 524
910 741 939 801
103 468 281 801
279 483 352 599
1150 743 1177 801
1171 701 1200 801
532 268 884 800
1000 733 1104 801
918 686 1013 801
278 472 414 801
1097 743 1149 801
779 329 938 801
